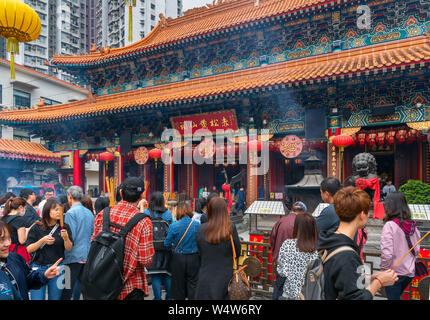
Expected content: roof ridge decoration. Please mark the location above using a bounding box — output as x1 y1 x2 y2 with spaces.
50 0 339 67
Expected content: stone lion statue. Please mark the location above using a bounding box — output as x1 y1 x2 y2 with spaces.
352 152 378 180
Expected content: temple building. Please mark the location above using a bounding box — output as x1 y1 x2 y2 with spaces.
0 0 429 206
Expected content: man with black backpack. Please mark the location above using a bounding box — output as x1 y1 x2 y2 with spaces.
84 177 154 300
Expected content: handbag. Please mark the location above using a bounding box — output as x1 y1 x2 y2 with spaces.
227 235 251 300
405 233 428 277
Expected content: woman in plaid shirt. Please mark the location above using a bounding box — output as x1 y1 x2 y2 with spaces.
92 177 154 300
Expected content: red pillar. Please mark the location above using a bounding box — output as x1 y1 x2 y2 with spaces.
73 149 82 187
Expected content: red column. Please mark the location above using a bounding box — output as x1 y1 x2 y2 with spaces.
73 149 82 187
192 163 196 199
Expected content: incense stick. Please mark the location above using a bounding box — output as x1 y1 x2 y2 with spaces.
59 206 64 230
392 230 430 269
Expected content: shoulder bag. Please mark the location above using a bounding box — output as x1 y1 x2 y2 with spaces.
174 220 194 252
405 232 428 277
227 235 251 300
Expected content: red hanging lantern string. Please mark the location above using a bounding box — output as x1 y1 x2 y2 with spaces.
149 148 162 168
332 135 354 182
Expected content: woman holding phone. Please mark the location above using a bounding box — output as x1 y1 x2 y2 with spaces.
26 198 73 300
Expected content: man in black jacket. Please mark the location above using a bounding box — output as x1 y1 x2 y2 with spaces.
318 186 398 300
316 177 341 237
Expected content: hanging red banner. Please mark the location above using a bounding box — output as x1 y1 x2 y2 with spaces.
170 110 238 135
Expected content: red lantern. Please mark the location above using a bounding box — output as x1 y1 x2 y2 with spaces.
396 130 407 143
332 135 354 149
99 152 114 173
386 131 396 145
149 148 162 168
357 133 366 147
367 133 377 147
377 132 385 146
99 152 114 162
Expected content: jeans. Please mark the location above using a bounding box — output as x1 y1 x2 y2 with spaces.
151 274 171 300
73 280 81 300
272 271 286 300
30 264 65 300
385 276 414 300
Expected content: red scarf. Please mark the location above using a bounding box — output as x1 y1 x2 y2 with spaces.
355 177 385 219
222 184 232 215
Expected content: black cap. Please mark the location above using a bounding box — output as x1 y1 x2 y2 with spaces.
122 177 145 193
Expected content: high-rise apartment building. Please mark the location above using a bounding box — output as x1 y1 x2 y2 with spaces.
48 0 88 82
2 0 87 82
1 0 182 80
12 0 50 74
96 0 182 49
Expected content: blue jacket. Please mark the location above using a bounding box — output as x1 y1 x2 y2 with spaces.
238 190 245 203
64 203 95 264
164 216 200 254
2 253 48 300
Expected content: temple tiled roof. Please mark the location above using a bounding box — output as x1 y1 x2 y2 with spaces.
51 0 343 66
2 35 429 124
0 138 61 162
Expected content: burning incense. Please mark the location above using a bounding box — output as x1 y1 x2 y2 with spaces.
393 230 430 269
59 205 64 229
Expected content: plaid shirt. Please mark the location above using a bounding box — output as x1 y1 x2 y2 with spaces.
92 201 154 300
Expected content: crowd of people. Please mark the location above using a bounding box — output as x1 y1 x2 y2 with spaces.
270 177 422 300
0 174 424 301
0 177 242 301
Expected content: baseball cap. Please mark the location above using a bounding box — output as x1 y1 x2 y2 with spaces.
292 201 307 212
122 177 145 193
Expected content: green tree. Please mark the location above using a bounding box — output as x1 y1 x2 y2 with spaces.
399 180 430 204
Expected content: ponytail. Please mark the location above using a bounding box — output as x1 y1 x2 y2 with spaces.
2 197 27 217
2 198 13 217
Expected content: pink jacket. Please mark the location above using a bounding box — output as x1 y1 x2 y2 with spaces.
380 220 421 277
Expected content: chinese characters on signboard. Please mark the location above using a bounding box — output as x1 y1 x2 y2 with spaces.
170 110 238 134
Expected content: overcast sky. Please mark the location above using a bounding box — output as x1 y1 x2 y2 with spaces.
182 0 211 11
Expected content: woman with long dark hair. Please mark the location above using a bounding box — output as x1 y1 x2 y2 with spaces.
26 197 73 300
195 197 241 300
144 191 173 300
277 212 319 299
381 192 421 300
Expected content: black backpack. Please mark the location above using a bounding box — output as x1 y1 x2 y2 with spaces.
80 207 149 300
148 210 170 251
